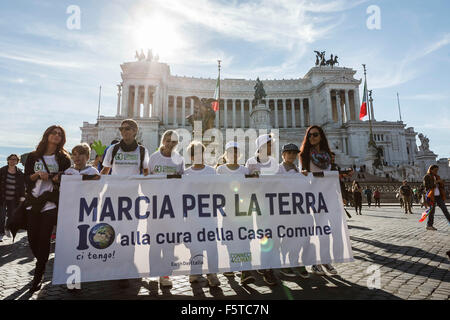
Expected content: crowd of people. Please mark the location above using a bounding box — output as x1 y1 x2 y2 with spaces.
1 119 449 293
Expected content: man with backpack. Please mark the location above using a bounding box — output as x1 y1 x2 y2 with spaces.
399 180 413 214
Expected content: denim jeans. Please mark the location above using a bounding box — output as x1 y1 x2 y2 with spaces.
0 200 17 234
427 196 450 227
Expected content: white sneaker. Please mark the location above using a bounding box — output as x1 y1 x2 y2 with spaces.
189 274 201 283
311 265 325 275
5 228 12 238
159 276 172 288
323 264 338 275
207 273 220 287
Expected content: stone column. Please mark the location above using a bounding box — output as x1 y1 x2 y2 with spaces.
182 96 186 126
300 98 304 127
224 99 228 128
307 97 312 126
164 91 169 125
326 89 332 122
173 96 178 126
240 99 245 128
116 85 121 116
291 98 296 128
336 90 342 125
133 85 140 118
154 86 160 119
274 100 278 128
232 99 236 128
190 98 194 116
143 86 149 118
282 99 287 128
344 90 350 123
121 85 128 117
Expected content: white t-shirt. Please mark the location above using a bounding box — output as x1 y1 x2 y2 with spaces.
64 166 99 175
245 156 278 175
216 164 249 175
276 162 300 174
102 144 150 176
30 155 59 212
301 160 331 173
185 165 216 175
149 150 185 175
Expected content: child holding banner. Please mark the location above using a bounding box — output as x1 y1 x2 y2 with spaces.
299 125 338 276
148 130 184 288
25 125 71 292
64 143 99 176
277 143 310 279
184 141 220 287
245 134 280 286
216 142 255 285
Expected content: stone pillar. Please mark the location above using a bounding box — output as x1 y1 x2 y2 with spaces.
291 98 296 128
300 98 304 127
121 85 128 117
240 99 245 128
116 85 121 116
232 99 236 128
190 98 194 116
182 96 186 126
326 89 332 122
164 91 169 125
133 85 140 118
344 90 350 123
154 86 160 119
274 99 278 128
224 99 228 128
173 96 178 126
307 97 312 126
143 86 149 118
282 99 287 128
336 90 342 125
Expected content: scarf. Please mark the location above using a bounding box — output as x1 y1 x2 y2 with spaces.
310 149 331 170
282 162 298 172
119 139 138 152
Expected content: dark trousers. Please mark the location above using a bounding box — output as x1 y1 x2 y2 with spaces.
427 196 450 227
354 193 362 214
0 200 17 234
27 208 57 279
367 196 372 207
374 198 381 207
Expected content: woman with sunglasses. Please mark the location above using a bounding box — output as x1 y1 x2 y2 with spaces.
299 125 338 276
0 154 25 241
24 125 71 292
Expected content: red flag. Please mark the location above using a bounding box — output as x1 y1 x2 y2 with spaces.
359 80 368 120
211 75 220 112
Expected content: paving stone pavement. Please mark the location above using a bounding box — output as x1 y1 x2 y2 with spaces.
1 205 449 300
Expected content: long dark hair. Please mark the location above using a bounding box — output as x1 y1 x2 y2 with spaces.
34 125 70 159
299 125 332 172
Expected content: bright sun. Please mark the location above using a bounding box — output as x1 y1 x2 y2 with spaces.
132 13 184 59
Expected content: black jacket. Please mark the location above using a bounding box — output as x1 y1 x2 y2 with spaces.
0 166 25 204
24 151 71 193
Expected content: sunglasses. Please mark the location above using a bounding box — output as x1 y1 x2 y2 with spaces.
308 132 320 138
50 130 63 136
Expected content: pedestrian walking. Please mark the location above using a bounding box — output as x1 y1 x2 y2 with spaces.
352 181 363 215
364 187 373 208
373 188 381 207
0 154 25 242
423 165 450 231
24 125 71 292
399 180 413 214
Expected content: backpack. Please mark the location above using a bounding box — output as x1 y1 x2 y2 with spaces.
110 143 146 174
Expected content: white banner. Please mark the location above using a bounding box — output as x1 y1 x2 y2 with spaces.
52 172 353 284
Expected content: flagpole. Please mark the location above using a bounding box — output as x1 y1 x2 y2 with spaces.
362 64 374 146
97 85 102 122
397 92 402 122
218 60 221 103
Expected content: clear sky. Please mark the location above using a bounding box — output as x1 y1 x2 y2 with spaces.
0 0 449 167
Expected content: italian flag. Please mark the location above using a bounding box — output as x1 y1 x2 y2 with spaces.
211 76 219 112
359 79 368 120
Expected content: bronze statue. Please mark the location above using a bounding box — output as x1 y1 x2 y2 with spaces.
314 50 326 66
185 96 216 135
326 54 339 67
253 77 266 104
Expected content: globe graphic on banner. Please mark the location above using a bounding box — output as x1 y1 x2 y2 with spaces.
88 223 115 249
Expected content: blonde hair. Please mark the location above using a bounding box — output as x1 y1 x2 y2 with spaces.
72 143 91 158
160 130 179 148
